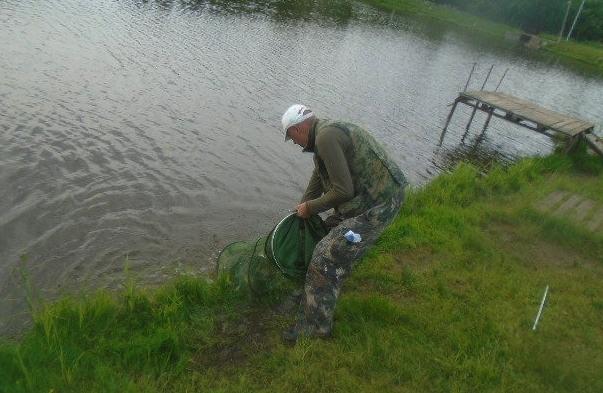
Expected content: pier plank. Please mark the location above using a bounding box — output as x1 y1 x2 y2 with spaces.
461 91 595 137
440 90 600 157
535 190 569 212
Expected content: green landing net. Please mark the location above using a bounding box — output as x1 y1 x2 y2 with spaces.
217 214 328 295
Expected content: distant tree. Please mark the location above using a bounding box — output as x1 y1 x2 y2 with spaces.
427 0 602 42
507 0 566 34
574 0 603 42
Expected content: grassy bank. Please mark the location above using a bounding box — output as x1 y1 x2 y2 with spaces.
1 149 602 392
362 0 603 76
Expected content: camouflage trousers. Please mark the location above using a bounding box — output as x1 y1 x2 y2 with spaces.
298 187 405 335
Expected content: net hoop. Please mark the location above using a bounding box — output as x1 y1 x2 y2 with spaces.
268 213 296 276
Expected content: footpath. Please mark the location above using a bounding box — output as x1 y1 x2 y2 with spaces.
538 190 603 233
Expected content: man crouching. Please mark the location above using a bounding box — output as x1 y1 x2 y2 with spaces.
281 104 408 343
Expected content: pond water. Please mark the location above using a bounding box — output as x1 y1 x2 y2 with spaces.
1 0 601 335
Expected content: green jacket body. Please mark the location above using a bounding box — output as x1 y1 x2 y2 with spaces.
302 118 407 219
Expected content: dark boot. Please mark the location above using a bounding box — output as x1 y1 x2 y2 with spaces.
282 321 331 344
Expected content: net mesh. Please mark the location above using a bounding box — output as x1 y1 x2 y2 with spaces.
217 214 327 295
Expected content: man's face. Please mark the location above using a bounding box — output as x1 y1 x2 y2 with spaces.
287 125 308 148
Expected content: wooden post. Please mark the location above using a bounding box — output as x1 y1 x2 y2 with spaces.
564 134 582 154
478 107 494 140
439 98 460 146
567 0 586 41
464 63 477 92
585 133 603 157
495 68 509 92
558 1 572 43
462 104 479 142
481 65 495 90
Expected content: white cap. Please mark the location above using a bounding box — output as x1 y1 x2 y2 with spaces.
281 104 314 141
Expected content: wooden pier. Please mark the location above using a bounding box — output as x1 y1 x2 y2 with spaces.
439 90 601 156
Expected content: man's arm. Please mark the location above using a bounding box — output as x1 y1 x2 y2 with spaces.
305 128 354 215
300 167 323 203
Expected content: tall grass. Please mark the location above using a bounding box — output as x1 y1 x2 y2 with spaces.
1 150 601 392
0 276 245 392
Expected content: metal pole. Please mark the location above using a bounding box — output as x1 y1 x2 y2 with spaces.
463 63 477 92
532 286 549 331
558 1 572 43
481 65 495 91
566 0 586 41
495 68 509 92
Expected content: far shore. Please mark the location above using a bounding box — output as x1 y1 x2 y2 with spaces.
362 0 603 77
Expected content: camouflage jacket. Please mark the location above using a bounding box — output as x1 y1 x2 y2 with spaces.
302 119 407 219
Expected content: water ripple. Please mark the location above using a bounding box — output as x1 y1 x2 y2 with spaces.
1 0 602 335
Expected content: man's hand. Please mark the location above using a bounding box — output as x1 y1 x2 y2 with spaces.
295 202 311 219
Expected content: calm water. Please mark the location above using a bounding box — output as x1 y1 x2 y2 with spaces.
1 0 601 334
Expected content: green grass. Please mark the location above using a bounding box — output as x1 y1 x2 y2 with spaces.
1 150 602 392
544 39 603 71
365 0 512 38
361 0 603 77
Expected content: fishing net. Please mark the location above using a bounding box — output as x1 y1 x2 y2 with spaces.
217 214 328 295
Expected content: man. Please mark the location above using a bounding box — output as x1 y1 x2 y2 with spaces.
281 104 408 342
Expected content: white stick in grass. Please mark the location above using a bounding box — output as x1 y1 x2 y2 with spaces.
532 285 549 331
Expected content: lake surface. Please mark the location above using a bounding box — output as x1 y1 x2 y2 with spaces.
1 0 601 335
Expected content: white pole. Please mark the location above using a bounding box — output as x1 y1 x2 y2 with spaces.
558 1 572 43
566 0 586 41
532 286 549 331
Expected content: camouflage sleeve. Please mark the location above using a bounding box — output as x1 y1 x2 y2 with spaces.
301 167 323 203
306 127 354 215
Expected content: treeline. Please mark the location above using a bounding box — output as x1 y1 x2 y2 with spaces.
430 0 603 42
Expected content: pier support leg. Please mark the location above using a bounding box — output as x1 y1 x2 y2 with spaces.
564 134 582 154
439 99 460 146
461 104 479 142
477 107 494 141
